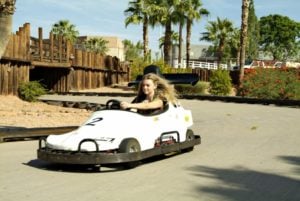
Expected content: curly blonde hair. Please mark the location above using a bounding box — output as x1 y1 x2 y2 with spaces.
136 73 178 104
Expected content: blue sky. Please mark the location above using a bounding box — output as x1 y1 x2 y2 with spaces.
13 0 300 54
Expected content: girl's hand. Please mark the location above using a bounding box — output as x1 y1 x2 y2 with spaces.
120 101 130 109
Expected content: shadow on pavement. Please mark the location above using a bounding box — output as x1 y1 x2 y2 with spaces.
24 154 177 173
187 163 300 201
279 156 300 175
24 159 124 173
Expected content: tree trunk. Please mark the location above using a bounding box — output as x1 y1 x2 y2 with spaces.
0 13 12 59
239 0 250 85
217 41 225 68
236 46 241 65
143 16 149 61
186 20 192 68
178 22 183 68
163 20 172 65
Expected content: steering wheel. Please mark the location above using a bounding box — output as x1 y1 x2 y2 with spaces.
106 99 121 110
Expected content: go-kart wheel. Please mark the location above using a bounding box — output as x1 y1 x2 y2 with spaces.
106 99 121 109
182 129 195 152
119 138 141 153
119 138 141 168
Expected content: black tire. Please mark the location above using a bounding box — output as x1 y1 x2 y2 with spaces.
182 129 195 152
119 138 141 168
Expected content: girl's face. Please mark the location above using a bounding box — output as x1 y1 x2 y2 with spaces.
142 78 156 96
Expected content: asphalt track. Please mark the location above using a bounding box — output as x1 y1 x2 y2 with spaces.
0 95 300 201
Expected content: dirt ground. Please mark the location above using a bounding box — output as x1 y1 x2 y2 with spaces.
0 95 92 128
0 85 134 128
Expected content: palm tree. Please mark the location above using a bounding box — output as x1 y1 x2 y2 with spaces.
0 0 16 59
83 37 108 55
159 31 179 49
153 0 181 65
123 39 143 61
125 0 152 61
173 0 190 67
185 0 209 68
239 0 251 84
200 17 234 66
51 20 79 44
172 0 188 67
227 27 241 67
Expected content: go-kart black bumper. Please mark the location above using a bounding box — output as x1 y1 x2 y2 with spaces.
37 135 201 165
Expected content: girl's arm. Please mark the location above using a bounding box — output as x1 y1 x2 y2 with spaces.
121 99 163 110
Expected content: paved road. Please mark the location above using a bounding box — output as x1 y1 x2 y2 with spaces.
1 96 300 201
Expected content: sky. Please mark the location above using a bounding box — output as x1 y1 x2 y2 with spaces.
13 0 300 54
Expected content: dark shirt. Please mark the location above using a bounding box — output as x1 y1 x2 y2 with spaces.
131 96 167 115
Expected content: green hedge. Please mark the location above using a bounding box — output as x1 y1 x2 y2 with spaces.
209 69 232 96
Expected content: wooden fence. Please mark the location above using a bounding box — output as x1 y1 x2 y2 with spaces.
192 68 213 82
0 61 30 95
0 23 129 95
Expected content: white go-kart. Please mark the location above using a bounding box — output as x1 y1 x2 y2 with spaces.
38 99 201 168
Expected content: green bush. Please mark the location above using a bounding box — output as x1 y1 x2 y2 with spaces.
129 58 149 80
209 69 232 96
129 58 192 80
18 81 47 102
175 82 208 95
238 68 300 100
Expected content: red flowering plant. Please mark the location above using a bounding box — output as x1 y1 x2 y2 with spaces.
238 68 300 100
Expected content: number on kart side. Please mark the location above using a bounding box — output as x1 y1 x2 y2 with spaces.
85 117 103 126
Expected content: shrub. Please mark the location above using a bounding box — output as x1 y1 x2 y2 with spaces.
238 68 300 100
129 58 192 80
209 69 232 96
175 82 208 95
18 81 47 102
129 58 149 80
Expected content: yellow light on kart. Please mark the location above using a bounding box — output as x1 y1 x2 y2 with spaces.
184 115 190 122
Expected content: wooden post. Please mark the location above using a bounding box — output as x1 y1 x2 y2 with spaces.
94 54 97 69
38 27 43 61
18 27 24 59
66 40 71 64
3 63 9 95
87 52 91 68
13 35 18 58
12 64 18 95
24 23 30 60
95 53 100 69
82 51 87 67
75 49 82 66
58 35 63 62
90 52 94 68
50 32 54 62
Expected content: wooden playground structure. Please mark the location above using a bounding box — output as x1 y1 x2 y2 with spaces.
0 23 129 95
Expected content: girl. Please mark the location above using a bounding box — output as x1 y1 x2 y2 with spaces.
121 73 177 114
